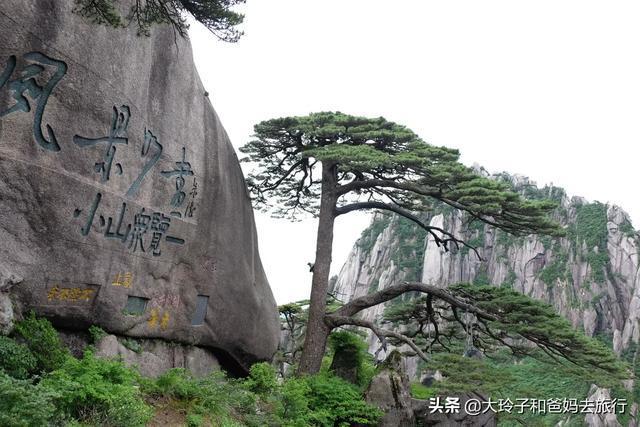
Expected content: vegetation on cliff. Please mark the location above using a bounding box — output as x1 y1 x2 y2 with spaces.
353 177 625 300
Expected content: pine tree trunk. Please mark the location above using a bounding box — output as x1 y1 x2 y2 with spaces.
297 162 337 375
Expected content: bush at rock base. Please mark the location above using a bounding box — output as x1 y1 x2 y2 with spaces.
0 335 37 379
14 311 69 373
41 351 153 426
0 314 381 426
146 364 382 426
0 371 59 426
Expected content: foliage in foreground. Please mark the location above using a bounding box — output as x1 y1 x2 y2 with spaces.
0 372 59 427
41 351 153 426
148 364 382 426
422 350 635 426
0 315 381 426
0 335 37 379
14 311 69 374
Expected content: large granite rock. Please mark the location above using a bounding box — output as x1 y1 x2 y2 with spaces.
0 0 279 374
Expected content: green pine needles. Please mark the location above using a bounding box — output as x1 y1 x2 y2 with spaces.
73 0 245 41
383 284 628 378
242 112 564 239
242 111 567 374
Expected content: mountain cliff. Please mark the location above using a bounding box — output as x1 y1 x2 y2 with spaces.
331 172 640 362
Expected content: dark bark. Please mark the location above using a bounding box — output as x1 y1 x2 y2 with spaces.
335 201 482 259
297 162 338 375
325 315 429 362
333 282 496 321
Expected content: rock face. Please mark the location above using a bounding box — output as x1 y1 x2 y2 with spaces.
95 334 220 378
331 174 640 363
365 351 415 427
0 0 279 373
584 385 624 427
0 270 22 334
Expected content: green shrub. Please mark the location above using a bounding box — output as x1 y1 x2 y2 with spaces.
280 378 311 425
195 372 258 424
186 412 204 427
410 382 435 399
303 373 383 426
0 335 37 379
14 312 69 372
88 325 107 343
121 337 143 353
41 351 152 426
149 365 380 426
0 370 58 426
153 368 200 400
328 331 376 388
149 369 260 425
244 362 278 394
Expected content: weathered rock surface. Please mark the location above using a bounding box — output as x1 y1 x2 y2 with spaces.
584 385 624 427
0 268 21 334
0 294 14 335
365 351 415 427
95 334 220 378
0 0 279 374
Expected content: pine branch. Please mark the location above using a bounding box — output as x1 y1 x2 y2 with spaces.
332 282 496 321
324 315 429 363
335 201 482 259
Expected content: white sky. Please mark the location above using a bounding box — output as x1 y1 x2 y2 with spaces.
189 1 640 304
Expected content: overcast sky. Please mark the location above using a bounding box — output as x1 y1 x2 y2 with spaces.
189 1 640 304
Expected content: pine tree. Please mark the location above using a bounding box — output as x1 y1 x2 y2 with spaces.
73 0 245 42
241 112 569 375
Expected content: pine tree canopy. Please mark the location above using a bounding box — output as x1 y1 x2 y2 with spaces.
244 112 570 375
241 112 564 248
382 284 628 378
73 0 245 41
